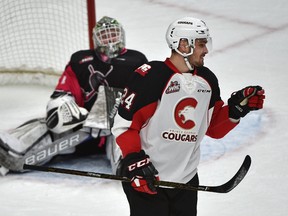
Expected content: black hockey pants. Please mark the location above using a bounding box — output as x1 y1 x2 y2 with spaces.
122 173 199 216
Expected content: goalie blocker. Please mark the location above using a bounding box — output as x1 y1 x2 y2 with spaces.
0 86 123 176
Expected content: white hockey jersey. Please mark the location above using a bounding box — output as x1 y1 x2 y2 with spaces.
112 58 237 183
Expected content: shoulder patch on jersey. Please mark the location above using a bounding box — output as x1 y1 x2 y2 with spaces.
79 55 94 64
166 81 180 94
135 64 151 77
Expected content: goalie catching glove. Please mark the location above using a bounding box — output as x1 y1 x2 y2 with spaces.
46 93 88 134
228 85 265 120
118 150 159 194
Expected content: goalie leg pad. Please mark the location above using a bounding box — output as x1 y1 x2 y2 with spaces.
0 119 53 174
0 165 9 176
0 118 49 155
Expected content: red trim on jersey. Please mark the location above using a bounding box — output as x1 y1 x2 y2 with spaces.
120 48 127 55
206 101 238 138
116 129 142 157
164 58 181 73
117 101 158 157
55 65 84 106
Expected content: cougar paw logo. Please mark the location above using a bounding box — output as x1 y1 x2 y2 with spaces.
174 98 198 130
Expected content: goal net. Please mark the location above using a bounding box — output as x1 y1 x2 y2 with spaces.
0 0 95 86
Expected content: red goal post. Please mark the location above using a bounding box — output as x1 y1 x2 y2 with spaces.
0 0 96 85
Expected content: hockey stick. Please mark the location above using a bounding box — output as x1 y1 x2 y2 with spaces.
23 155 251 193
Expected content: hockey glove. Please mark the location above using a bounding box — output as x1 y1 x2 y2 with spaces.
228 85 265 120
46 93 88 134
119 150 159 195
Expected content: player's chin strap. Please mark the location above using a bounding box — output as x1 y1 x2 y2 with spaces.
175 48 194 71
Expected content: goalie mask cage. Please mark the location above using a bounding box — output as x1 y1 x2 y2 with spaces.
0 0 96 86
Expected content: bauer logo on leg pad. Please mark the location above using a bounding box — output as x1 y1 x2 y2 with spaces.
24 134 80 165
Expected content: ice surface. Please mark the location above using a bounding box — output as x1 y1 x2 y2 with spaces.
0 0 288 215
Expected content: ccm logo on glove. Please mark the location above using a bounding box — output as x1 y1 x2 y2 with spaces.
128 158 150 171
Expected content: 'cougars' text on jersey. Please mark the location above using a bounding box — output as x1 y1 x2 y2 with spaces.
112 58 237 183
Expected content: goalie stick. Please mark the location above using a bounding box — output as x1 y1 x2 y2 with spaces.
23 155 251 193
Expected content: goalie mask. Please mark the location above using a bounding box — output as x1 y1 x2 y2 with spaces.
92 16 126 60
166 17 212 56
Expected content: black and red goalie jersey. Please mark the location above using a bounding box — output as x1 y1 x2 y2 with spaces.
51 48 148 111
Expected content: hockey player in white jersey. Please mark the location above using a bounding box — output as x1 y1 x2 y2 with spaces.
112 17 265 216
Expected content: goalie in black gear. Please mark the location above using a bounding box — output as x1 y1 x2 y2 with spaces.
0 16 148 176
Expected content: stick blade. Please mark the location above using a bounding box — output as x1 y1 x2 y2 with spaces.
209 155 251 193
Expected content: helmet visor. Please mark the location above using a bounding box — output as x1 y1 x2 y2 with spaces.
195 37 212 52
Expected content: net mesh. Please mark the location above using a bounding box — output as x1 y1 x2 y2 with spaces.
0 0 90 85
